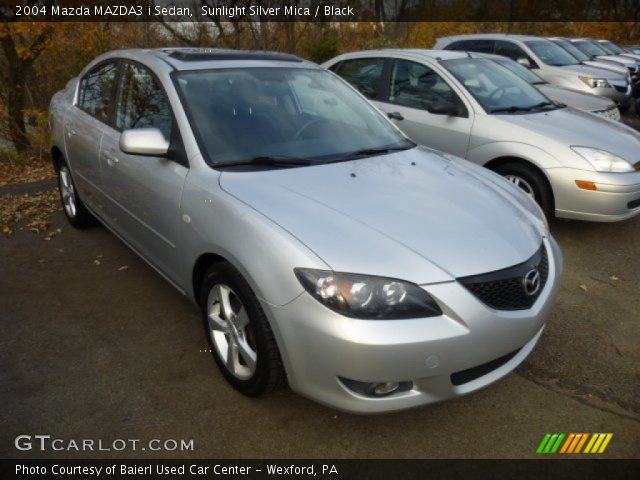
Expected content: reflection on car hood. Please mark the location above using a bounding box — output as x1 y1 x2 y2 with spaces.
220 147 542 282
536 84 614 111
500 107 640 161
562 63 627 79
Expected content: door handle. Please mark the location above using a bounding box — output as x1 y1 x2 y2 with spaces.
67 126 77 136
103 152 120 166
387 111 404 121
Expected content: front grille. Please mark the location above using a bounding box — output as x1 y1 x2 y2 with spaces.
458 244 549 310
614 84 627 93
451 349 520 386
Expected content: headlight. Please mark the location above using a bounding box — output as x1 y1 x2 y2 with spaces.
295 269 442 319
578 76 611 88
571 146 634 173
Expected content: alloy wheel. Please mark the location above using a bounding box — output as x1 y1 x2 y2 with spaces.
206 284 257 380
505 174 535 198
59 166 77 218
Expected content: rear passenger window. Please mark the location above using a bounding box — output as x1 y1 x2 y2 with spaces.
78 62 118 122
335 58 385 99
115 63 172 139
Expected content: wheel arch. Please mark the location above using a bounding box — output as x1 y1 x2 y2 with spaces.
484 156 556 211
192 252 228 305
50 145 64 173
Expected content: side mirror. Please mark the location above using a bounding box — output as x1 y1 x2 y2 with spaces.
427 100 460 116
516 58 532 68
119 128 169 156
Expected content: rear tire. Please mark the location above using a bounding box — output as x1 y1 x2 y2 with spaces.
494 161 554 219
57 161 98 229
200 262 286 397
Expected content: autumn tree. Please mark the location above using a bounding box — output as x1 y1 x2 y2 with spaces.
0 23 53 154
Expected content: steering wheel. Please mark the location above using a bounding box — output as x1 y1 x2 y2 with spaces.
294 118 325 140
489 87 508 100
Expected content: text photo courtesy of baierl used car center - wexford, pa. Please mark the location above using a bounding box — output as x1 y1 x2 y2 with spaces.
0 1 639 479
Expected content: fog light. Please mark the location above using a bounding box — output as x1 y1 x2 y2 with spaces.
338 377 412 397
372 382 400 396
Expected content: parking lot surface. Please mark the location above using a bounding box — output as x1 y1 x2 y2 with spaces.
1 108 639 459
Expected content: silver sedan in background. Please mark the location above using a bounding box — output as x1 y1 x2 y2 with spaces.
324 49 640 222
49 48 562 413
475 53 620 121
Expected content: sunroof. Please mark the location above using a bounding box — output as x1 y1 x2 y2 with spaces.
166 49 303 63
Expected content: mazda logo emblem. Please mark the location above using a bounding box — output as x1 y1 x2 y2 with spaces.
523 269 541 297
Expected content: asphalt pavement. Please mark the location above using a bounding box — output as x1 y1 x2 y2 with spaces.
1 108 639 459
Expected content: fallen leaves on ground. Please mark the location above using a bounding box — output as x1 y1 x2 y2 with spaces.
0 159 56 187
1 189 61 235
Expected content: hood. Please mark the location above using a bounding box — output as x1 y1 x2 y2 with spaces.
536 84 614 111
619 53 640 62
496 107 640 162
220 147 543 283
596 54 637 66
562 63 627 80
582 60 628 76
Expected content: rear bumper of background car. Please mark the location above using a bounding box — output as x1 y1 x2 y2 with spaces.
261 237 563 414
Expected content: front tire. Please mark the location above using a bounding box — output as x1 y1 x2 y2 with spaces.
57 161 98 229
200 262 286 397
494 161 554 219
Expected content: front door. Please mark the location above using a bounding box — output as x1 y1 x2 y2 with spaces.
374 59 473 158
100 61 188 284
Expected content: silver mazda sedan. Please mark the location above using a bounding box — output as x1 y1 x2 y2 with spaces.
49 48 562 413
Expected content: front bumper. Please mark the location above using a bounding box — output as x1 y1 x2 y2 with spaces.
262 237 562 413
548 168 640 221
591 84 631 108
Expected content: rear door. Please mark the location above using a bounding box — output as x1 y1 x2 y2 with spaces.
374 59 473 158
99 61 188 283
65 61 119 213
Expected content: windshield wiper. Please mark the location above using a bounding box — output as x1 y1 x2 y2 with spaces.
489 105 534 113
529 101 557 110
490 101 556 114
326 142 415 163
215 155 312 168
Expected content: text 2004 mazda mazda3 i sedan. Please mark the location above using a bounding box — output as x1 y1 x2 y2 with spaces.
49 48 562 413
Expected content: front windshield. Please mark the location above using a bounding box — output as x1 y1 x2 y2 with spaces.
574 40 609 57
599 40 623 54
493 58 546 84
174 67 408 165
551 39 590 62
525 41 581 66
443 58 553 113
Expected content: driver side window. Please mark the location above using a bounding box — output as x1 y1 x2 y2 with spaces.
116 63 172 139
389 60 459 112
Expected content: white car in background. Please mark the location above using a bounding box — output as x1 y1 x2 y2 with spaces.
324 49 640 222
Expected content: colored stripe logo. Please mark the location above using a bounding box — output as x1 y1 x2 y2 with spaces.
536 433 613 454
